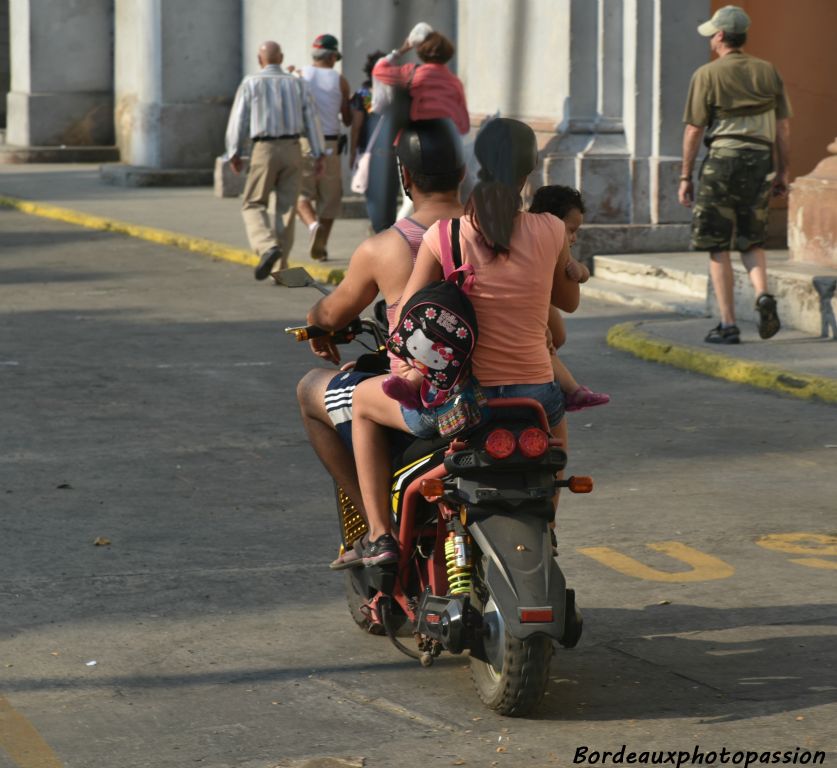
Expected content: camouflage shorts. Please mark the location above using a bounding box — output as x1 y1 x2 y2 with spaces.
691 147 774 252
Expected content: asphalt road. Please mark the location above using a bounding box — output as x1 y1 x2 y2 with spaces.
1 208 835 768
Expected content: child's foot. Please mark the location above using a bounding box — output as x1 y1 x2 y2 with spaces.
565 385 610 412
381 375 422 410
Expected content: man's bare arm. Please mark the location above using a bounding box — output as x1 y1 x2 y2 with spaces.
339 75 352 127
307 244 379 331
679 123 705 207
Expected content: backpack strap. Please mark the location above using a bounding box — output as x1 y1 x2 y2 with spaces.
439 218 474 293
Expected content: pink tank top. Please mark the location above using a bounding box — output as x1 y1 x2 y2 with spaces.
385 217 427 331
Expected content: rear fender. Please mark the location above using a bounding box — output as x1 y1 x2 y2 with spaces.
468 511 567 641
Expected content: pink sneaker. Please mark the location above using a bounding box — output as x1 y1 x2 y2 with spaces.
565 385 610 412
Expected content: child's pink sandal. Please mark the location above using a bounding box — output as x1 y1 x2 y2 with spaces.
565 385 610 412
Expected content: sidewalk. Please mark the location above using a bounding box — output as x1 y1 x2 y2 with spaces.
0 163 369 283
1 162 835 405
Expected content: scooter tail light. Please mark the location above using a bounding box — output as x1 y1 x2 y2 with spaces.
484 428 516 460
419 478 445 501
518 427 549 458
519 608 554 623
567 475 594 493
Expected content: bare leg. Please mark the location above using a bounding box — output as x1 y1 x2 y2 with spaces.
552 355 580 395
351 376 411 541
297 369 366 520
741 246 768 296
709 250 736 325
550 417 568 527
296 197 317 228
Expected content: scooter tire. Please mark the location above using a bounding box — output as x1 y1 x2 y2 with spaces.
470 633 552 717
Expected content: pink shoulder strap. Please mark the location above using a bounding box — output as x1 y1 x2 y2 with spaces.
438 219 475 291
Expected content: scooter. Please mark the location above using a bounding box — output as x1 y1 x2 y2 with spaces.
282 269 591 716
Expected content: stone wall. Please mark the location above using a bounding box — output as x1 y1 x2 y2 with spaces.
6 0 114 146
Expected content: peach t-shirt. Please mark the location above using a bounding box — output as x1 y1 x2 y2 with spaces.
422 212 565 386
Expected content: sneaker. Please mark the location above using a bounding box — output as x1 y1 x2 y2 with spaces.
310 222 328 261
704 323 740 344
330 535 367 570
254 246 282 281
755 293 781 339
565 385 610 412
362 533 399 567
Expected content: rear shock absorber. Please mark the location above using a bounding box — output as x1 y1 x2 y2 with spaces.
445 529 472 595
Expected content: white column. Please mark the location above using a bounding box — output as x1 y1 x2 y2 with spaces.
649 0 710 224
6 0 113 147
114 0 241 169
577 0 631 224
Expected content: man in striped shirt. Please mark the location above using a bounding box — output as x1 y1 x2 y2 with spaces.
225 41 326 280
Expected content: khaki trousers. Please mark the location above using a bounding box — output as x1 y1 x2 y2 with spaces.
241 139 302 259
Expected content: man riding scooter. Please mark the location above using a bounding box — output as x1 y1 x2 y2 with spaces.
296 119 466 566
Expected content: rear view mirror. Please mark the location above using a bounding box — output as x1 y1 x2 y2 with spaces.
273 267 332 295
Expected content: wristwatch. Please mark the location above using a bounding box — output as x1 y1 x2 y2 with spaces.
679 174 692 182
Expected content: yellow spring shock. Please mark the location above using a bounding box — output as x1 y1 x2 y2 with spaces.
445 531 472 595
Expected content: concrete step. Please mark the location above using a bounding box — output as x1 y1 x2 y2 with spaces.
593 252 708 298
583 275 709 317
589 249 837 337
712 257 837 338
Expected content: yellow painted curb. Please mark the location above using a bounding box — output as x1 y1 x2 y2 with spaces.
607 320 837 405
0 194 345 285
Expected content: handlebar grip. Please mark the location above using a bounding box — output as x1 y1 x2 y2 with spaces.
285 324 331 341
284 317 363 343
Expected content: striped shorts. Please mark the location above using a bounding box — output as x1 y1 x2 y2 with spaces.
324 369 379 452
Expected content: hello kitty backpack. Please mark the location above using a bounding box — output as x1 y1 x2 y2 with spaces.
386 219 478 408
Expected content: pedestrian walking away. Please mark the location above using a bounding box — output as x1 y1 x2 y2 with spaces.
296 34 352 262
678 5 792 345
224 41 326 280
350 50 400 234
373 24 470 220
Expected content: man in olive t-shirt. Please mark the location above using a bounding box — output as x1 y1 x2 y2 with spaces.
679 5 791 345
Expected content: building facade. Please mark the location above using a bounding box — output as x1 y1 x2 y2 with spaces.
2 0 835 257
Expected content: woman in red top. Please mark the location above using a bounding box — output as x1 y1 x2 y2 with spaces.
372 31 470 135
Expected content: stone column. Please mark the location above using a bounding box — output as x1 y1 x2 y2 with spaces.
648 0 708 226
576 0 631 224
788 138 837 268
109 0 240 182
5 0 114 147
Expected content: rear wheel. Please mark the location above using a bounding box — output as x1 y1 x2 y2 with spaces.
470 593 553 716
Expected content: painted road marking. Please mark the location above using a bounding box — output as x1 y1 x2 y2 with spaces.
757 532 837 571
0 694 62 768
578 541 735 582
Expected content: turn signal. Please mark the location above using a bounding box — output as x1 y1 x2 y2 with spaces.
518 427 549 458
484 428 516 460
567 476 594 493
419 478 445 501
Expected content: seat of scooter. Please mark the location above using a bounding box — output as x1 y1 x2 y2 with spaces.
390 430 450 470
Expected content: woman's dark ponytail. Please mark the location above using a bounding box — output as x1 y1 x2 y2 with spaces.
468 118 539 254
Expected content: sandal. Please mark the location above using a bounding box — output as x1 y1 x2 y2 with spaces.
565 385 610 412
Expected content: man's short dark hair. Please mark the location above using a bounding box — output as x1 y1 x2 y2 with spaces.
721 30 747 48
528 185 586 219
409 168 464 194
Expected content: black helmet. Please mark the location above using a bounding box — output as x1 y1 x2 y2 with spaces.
474 117 538 187
396 119 465 177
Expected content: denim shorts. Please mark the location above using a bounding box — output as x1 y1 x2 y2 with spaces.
480 381 565 426
400 404 439 438
401 380 565 436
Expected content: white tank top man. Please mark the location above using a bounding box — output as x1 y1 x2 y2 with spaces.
296 34 351 262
